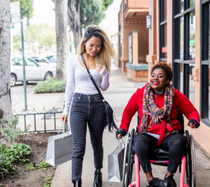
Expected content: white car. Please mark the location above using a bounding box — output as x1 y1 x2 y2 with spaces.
10 57 56 86
29 56 50 64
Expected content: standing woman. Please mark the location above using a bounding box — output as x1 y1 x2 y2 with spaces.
61 25 114 187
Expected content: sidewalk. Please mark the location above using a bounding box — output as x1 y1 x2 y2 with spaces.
14 63 210 186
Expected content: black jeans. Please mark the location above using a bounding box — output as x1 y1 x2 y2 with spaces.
133 133 186 173
70 93 105 182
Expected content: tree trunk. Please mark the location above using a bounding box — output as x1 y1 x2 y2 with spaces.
72 27 80 51
0 0 13 141
55 0 69 80
67 0 81 50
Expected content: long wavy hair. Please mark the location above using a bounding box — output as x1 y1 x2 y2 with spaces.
78 25 115 72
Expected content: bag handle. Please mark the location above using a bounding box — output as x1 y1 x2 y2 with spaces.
57 122 68 135
113 138 125 152
80 53 105 100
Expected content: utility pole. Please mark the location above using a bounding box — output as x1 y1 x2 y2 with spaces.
21 20 27 111
11 1 27 110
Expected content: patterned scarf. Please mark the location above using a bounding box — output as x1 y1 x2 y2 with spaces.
140 83 175 132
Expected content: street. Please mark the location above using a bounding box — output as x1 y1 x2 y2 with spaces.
11 82 37 107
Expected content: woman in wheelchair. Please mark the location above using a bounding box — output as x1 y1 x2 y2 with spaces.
116 62 200 187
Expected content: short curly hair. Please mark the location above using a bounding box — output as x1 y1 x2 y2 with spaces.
151 62 173 82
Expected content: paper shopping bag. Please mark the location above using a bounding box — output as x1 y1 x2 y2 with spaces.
108 140 125 182
46 131 73 167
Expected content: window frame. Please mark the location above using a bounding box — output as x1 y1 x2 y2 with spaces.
201 0 210 124
172 0 195 99
159 0 167 62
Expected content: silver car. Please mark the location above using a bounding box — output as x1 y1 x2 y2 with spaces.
10 57 55 86
29 56 50 64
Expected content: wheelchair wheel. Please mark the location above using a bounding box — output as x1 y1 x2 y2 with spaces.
123 129 135 187
185 130 196 187
190 134 196 187
122 132 130 186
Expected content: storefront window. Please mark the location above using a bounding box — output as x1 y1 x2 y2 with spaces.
209 4 210 60
159 0 167 61
189 74 195 105
180 17 184 60
175 0 184 14
173 0 195 100
201 1 210 120
164 0 167 20
180 0 184 12
190 0 195 7
189 11 195 60
180 64 184 93
119 33 123 58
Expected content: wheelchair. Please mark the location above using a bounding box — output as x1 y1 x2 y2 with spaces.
122 113 196 187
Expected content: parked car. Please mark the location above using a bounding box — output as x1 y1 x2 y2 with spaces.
29 56 50 64
29 55 56 70
46 55 57 63
10 57 56 86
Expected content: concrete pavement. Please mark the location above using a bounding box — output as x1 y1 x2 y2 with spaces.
13 62 210 186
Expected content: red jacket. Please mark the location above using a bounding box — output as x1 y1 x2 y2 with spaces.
120 84 200 144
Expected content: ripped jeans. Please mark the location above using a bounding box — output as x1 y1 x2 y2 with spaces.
133 133 186 173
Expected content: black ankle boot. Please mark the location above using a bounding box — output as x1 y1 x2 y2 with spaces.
73 179 82 187
164 174 177 187
93 169 102 187
148 177 168 187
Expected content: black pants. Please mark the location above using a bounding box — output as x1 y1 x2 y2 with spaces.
133 133 186 173
70 93 105 182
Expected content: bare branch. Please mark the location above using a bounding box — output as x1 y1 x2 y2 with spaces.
71 0 78 18
77 0 81 24
67 14 74 29
67 3 74 20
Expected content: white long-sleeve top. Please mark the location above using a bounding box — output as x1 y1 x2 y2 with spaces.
63 54 110 115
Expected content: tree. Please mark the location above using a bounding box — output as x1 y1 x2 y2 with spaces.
67 0 113 50
13 35 22 52
67 0 82 50
24 24 56 51
24 25 41 51
102 0 114 11
10 0 34 21
0 0 13 142
80 0 105 30
55 0 69 80
41 30 56 49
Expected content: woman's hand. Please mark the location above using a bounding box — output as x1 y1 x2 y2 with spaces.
96 64 104 73
116 128 127 139
117 134 123 139
188 122 196 128
61 114 68 123
187 119 200 129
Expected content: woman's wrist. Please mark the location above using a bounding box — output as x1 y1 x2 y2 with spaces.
99 66 109 77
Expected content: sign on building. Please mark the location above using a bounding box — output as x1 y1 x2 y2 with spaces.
10 1 21 24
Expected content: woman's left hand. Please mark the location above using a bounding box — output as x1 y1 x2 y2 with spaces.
187 122 196 128
187 119 200 129
96 64 103 73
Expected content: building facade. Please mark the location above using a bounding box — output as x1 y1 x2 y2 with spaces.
119 0 210 155
146 0 210 155
118 0 149 82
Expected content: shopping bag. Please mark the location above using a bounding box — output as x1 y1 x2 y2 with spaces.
46 130 73 167
108 139 125 182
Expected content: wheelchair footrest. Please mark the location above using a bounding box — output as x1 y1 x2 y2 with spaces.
150 159 169 164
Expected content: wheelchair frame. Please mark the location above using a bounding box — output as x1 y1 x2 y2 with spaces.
122 127 196 187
